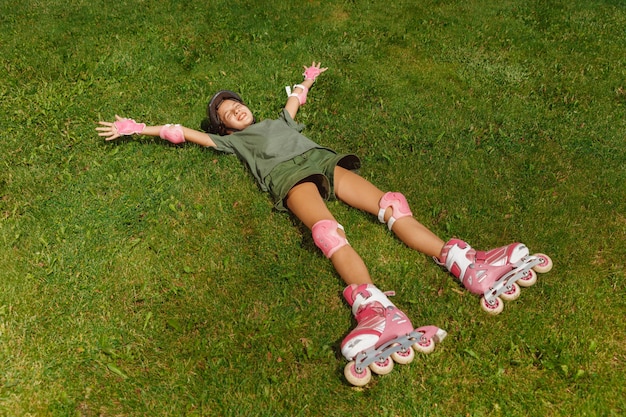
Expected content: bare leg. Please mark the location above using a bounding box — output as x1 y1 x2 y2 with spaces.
286 181 373 285
334 167 445 258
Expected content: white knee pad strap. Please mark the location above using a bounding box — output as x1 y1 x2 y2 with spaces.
312 219 349 259
378 192 413 230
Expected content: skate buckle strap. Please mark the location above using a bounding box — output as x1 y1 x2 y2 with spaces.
475 251 487 263
351 287 395 316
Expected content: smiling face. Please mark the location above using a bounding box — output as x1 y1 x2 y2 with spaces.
216 99 255 134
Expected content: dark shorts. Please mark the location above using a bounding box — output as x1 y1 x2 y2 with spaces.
265 148 361 211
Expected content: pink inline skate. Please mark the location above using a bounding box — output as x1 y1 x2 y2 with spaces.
438 239 553 314
341 284 447 387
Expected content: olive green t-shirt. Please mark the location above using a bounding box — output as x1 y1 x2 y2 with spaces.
209 109 333 192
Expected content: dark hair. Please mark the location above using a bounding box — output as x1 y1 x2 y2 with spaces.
200 90 244 135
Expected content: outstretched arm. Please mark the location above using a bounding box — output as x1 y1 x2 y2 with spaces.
284 62 327 120
96 115 217 147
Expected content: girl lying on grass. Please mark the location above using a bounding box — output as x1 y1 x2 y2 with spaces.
97 62 551 386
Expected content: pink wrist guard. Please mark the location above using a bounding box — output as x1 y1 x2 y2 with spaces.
114 118 146 135
159 124 185 144
303 66 323 81
286 84 309 105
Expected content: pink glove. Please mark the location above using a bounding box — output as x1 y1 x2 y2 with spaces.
303 65 324 81
159 124 185 144
114 118 146 135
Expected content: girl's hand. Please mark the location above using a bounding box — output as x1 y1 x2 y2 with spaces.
96 115 123 141
96 115 145 141
303 62 328 82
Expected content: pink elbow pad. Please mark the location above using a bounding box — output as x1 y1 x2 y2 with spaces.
159 124 185 144
114 118 146 135
286 84 309 105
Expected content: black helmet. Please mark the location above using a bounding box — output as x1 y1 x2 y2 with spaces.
201 90 244 135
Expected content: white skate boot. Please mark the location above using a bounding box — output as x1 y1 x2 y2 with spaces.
438 239 553 314
341 284 447 387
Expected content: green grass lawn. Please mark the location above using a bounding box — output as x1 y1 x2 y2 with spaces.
1 0 625 415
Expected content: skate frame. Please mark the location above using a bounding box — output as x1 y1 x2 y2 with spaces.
482 255 543 306
352 325 447 373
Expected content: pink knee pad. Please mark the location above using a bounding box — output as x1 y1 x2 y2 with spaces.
378 192 413 230
312 219 350 258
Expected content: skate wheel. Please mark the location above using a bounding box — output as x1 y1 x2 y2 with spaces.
370 357 394 375
391 346 415 365
500 282 521 301
518 269 537 287
413 337 436 354
532 253 553 274
344 361 372 387
480 296 504 315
